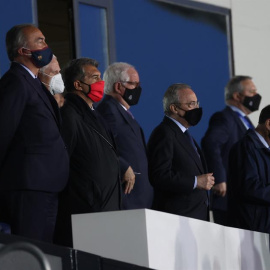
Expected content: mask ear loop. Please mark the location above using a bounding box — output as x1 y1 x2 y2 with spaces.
39 71 54 94
40 81 54 95
50 73 65 95
79 80 91 95
39 72 53 78
21 47 32 56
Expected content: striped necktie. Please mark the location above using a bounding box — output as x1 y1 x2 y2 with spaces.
126 109 134 119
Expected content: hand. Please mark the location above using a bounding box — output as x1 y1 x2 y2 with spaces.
212 182 227 197
197 173 215 190
122 166 135 194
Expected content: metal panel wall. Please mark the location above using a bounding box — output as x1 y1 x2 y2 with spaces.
0 0 35 76
112 0 231 143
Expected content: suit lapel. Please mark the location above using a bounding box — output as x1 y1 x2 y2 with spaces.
164 117 204 173
109 96 145 145
226 106 247 134
14 63 60 127
29 77 59 125
194 139 208 172
177 131 204 173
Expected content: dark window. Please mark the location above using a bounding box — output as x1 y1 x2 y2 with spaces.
37 0 75 68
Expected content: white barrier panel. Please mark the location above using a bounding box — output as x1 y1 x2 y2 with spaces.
72 209 270 270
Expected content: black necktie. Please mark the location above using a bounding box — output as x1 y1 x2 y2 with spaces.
34 77 42 87
185 130 200 158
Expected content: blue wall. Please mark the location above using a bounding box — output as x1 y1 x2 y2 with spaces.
0 0 34 76
112 0 230 144
78 3 108 74
0 0 230 146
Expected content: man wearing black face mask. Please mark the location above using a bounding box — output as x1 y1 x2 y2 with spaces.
0 24 69 242
97 62 153 210
228 105 270 233
201 75 261 226
147 83 215 221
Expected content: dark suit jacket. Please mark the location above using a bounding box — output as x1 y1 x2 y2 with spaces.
54 93 121 247
0 62 69 192
147 116 209 221
228 129 270 233
96 94 153 209
201 106 247 211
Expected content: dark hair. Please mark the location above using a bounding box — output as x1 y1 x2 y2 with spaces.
259 105 270 124
225 75 252 100
6 24 36 61
62 58 99 92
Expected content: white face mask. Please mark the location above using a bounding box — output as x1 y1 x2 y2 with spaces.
41 73 65 95
49 73 65 94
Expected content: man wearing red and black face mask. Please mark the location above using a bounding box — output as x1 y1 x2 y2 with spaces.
54 58 121 247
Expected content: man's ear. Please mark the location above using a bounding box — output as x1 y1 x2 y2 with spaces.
114 81 122 94
169 104 178 114
232 91 242 102
74 80 82 91
266 119 270 129
17 47 26 56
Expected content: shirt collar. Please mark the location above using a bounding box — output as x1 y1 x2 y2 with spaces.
16 62 37 78
166 115 187 133
228 105 246 117
254 130 270 148
119 102 127 111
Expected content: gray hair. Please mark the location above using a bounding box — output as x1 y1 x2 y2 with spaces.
103 62 135 94
62 57 99 92
6 24 36 61
163 83 191 116
225 75 252 100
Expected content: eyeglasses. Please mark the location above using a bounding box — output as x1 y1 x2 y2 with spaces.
120 81 140 88
174 101 200 108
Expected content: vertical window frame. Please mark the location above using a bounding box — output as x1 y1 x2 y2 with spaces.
72 0 116 63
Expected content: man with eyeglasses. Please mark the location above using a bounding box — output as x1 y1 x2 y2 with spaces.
97 62 153 210
147 83 215 221
201 75 261 226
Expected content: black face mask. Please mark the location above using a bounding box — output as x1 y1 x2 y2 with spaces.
242 94 261 112
123 86 142 106
181 107 203 126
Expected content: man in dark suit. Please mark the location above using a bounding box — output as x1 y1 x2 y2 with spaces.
147 83 214 221
201 76 261 225
228 105 270 233
96 62 153 209
0 24 69 242
54 58 121 247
